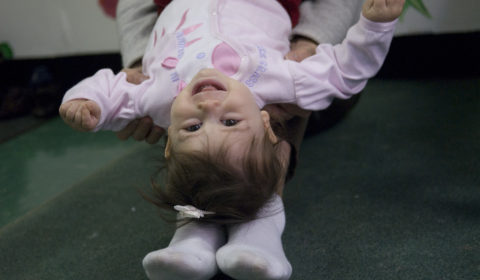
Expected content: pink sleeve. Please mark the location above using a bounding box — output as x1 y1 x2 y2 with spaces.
61 69 146 131
288 15 397 111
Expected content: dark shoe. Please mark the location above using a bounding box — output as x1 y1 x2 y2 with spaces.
0 86 34 119
29 65 63 118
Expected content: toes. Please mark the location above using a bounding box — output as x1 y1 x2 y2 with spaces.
143 249 217 280
217 246 291 280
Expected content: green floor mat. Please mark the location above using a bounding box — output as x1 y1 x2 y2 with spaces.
1 78 479 279
0 117 140 228
0 144 170 279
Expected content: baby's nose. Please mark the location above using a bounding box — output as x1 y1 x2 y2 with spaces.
198 100 221 110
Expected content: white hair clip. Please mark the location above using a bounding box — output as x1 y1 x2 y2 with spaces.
174 205 215 219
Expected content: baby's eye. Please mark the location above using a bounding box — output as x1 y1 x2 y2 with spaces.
185 123 202 132
222 119 239 127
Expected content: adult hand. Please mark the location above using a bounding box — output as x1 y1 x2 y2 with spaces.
116 64 165 144
123 64 149 84
116 116 165 144
278 36 317 119
285 37 318 62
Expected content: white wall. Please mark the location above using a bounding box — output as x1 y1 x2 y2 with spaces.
0 0 120 58
395 0 480 36
1 0 479 59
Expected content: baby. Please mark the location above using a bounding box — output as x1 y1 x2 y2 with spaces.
59 0 404 279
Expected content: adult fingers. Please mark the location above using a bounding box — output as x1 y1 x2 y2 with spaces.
145 126 165 144
123 68 149 84
287 39 317 62
116 119 140 140
132 117 154 141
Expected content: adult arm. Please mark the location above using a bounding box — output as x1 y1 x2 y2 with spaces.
117 0 364 71
117 0 158 68
287 0 363 64
293 0 364 45
116 0 165 143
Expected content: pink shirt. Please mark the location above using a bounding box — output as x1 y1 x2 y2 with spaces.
62 0 397 131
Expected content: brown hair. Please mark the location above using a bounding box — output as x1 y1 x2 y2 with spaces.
144 132 285 224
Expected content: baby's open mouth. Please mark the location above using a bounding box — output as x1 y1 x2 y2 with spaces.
192 79 227 95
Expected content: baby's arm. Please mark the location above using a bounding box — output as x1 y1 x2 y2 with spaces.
289 0 404 111
60 69 146 132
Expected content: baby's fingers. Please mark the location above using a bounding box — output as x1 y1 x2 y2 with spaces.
59 99 99 131
60 101 80 124
388 0 406 15
66 103 86 131
80 106 98 131
75 101 100 131
363 0 405 22
59 102 71 120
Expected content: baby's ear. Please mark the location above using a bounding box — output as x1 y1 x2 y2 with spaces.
261 110 278 144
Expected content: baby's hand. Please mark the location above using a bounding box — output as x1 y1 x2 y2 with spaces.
59 99 101 132
362 0 405 22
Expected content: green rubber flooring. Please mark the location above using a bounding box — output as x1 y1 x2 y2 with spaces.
0 77 479 279
0 118 142 228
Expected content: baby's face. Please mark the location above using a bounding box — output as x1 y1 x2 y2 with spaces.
167 69 272 159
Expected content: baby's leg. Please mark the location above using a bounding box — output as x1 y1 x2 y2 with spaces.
143 221 225 280
216 195 292 280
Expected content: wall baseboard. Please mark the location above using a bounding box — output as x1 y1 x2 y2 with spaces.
1 31 479 90
378 31 480 79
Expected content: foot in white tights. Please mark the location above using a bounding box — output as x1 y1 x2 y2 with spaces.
143 221 225 280
216 195 292 280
